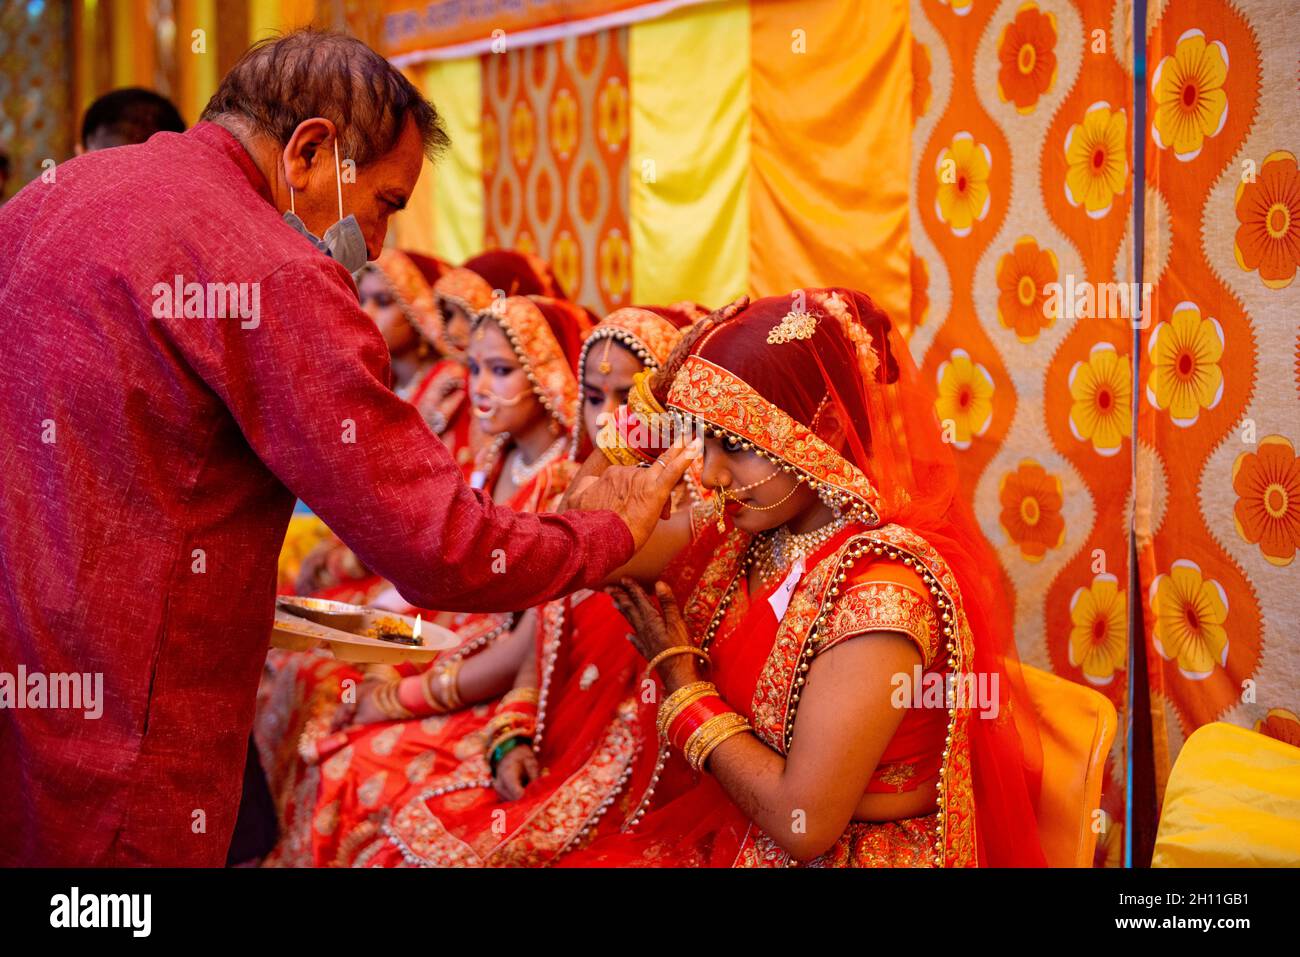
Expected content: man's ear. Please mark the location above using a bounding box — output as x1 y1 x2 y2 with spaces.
281 117 337 192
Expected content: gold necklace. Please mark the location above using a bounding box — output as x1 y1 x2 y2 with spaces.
753 515 848 588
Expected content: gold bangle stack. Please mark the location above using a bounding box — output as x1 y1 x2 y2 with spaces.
628 370 666 420
683 712 750 772
374 678 414 720
655 680 717 738
485 687 539 756
418 668 445 714
420 658 464 714
486 718 536 757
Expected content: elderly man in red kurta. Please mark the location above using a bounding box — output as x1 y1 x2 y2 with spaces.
0 31 686 866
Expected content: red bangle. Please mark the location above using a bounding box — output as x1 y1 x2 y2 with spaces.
495 701 538 717
669 696 730 752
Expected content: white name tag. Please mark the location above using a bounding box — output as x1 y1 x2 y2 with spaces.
767 556 806 621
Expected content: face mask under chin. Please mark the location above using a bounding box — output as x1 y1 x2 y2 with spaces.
282 136 370 283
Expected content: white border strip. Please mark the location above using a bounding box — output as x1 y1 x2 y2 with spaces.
388 0 719 66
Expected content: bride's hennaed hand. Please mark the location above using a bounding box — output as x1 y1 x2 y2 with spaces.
607 579 702 688
493 745 539 802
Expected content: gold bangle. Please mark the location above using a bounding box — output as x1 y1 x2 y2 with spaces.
656 680 717 738
486 713 534 736
420 668 447 714
686 712 748 764
629 370 666 418
657 680 716 720
658 688 720 741
683 712 750 772
500 686 540 708
375 678 413 720
682 711 746 769
597 415 643 466
487 727 535 757
644 645 711 677
438 658 464 711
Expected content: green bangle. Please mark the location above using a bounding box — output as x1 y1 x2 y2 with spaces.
489 735 533 775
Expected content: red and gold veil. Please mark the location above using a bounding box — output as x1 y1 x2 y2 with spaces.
472 294 590 434
421 250 569 360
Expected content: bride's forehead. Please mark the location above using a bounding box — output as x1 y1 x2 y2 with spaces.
468 325 516 359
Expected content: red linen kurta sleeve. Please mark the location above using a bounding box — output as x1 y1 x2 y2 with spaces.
157 255 633 612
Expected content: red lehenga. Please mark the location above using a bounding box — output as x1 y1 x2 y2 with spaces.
543 289 1047 867
333 306 717 868
260 293 591 867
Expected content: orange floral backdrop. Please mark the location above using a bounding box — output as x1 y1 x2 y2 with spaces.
910 0 1134 865
1139 0 1300 799
481 28 631 314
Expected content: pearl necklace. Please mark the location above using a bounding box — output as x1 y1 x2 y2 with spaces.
509 433 568 487
753 514 848 588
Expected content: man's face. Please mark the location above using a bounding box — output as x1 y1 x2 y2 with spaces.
292 117 425 261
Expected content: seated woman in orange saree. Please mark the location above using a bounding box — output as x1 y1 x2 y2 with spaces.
531 288 1045 868
260 294 591 867
334 303 718 867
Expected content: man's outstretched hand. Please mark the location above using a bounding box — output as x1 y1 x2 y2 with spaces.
562 438 700 552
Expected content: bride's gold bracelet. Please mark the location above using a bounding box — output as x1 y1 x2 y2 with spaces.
644 645 710 677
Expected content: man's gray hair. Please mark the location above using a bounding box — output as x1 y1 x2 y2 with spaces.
201 28 449 166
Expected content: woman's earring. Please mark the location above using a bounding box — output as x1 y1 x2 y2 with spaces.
714 486 728 533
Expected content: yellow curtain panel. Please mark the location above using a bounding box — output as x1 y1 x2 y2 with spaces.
629 0 751 310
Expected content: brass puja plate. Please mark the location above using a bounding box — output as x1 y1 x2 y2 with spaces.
271 596 459 664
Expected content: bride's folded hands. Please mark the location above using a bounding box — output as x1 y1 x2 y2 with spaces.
607 578 703 692
608 580 926 862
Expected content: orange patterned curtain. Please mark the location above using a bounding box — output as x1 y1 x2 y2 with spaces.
1139 0 1300 798
481 31 631 314
911 0 1134 866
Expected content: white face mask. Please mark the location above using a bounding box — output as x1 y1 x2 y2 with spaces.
282 137 368 282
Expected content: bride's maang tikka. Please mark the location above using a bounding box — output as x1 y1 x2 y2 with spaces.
765 304 819 345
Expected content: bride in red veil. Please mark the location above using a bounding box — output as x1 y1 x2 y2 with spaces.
560 288 1047 867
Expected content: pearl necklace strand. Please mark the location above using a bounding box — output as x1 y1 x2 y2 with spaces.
509 433 569 487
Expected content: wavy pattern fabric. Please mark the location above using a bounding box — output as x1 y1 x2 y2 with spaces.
910 0 1135 866
1139 0 1300 802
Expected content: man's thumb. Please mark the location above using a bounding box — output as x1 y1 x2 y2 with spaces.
652 440 695 493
